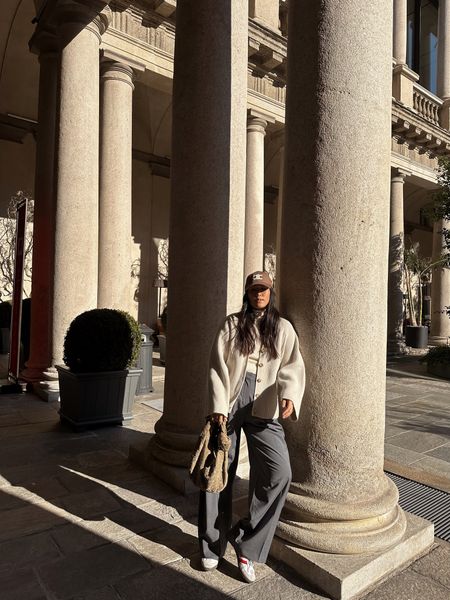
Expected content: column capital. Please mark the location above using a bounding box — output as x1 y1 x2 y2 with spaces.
100 60 135 90
247 114 268 135
55 0 112 43
391 167 411 183
29 27 58 57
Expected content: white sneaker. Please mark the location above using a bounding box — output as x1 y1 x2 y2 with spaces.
238 556 255 583
201 557 219 571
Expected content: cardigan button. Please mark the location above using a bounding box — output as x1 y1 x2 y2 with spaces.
258 363 263 367
257 378 261 383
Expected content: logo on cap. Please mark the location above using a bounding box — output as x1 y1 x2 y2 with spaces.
253 274 263 280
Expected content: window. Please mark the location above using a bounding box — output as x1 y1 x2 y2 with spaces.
407 0 438 94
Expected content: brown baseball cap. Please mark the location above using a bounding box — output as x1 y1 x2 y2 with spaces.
245 271 273 291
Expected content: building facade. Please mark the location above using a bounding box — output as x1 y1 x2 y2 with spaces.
0 0 447 597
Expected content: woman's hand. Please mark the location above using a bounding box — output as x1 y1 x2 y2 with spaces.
281 399 294 419
210 413 227 425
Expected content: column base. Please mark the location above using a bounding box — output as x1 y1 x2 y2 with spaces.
428 335 450 346
33 368 60 402
387 337 407 356
129 439 197 495
21 364 50 383
271 512 433 600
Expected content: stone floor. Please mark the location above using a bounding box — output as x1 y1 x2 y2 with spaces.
0 354 449 599
385 355 450 492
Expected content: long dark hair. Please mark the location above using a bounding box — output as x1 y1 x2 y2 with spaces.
234 289 280 360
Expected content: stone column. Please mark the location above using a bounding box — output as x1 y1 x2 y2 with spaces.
275 139 284 294
98 60 134 311
393 0 407 64
244 114 267 277
21 36 58 384
392 0 418 108
387 169 408 355
438 0 450 127
131 0 248 491
51 1 109 365
430 219 450 344
271 2 432 596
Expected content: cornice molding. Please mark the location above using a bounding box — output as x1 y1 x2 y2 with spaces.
392 100 450 158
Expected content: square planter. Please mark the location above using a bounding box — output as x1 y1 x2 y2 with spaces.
56 365 142 428
427 362 450 379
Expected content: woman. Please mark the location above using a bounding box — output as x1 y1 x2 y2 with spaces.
198 270 305 583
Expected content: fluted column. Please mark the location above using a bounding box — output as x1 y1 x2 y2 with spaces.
277 0 406 555
438 0 450 127
387 169 408 355
22 35 58 384
132 0 248 489
430 219 450 344
51 1 109 365
244 114 267 277
98 60 134 311
393 0 407 64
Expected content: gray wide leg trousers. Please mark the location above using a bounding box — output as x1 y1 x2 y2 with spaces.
198 373 292 563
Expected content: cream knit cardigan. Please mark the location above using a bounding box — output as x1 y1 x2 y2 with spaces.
208 314 305 420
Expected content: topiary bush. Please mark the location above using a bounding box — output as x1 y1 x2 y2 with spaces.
420 345 450 365
63 308 141 373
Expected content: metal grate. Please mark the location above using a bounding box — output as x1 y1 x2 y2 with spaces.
386 471 450 542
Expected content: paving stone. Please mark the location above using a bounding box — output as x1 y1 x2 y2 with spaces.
0 501 67 542
384 443 423 466
137 491 199 524
21 407 59 423
384 422 412 439
426 443 450 463
363 567 450 599
230 571 325 599
26 476 72 501
0 413 28 427
76 461 147 486
57 469 104 493
0 460 74 487
385 406 422 421
114 562 239 600
38 541 150 599
385 391 408 401
70 586 121 600
55 488 123 519
0 530 62 573
0 421 60 439
75 450 128 468
108 475 176 505
127 518 198 565
51 517 136 554
385 430 449 453
0 485 35 510
411 545 450 590
101 505 171 535
0 566 47 600
411 456 450 479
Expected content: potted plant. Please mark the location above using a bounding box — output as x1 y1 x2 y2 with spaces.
56 308 142 428
403 242 448 348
